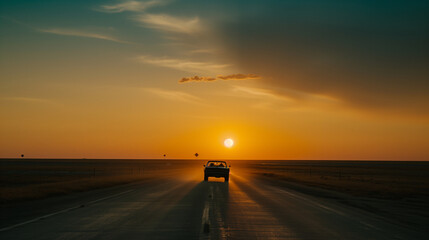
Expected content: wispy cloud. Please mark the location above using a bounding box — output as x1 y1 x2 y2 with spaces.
231 85 340 111
232 86 293 102
190 49 218 54
98 0 167 13
2 97 61 106
144 88 201 103
137 56 230 74
135 14 202 34
179 76 216 83
3 97 51 103
179 74 260 83
217 74 260 81
39 28 128 44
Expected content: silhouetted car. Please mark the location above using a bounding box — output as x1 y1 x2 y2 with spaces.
204 161 230 182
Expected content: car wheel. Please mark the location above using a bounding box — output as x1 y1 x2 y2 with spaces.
225 175 229 182
204 174 208 181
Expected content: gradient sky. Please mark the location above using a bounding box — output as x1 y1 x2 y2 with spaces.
1 0 428 160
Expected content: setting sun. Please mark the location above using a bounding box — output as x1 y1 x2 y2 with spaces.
224 138 234 148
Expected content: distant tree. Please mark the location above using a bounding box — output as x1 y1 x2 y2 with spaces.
163 154 166 159
21 154 24 158
195 153 199 158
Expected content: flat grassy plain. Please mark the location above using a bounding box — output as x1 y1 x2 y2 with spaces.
239 160 429 199
0 159 198 203
235 160 429 228
1 159 428 203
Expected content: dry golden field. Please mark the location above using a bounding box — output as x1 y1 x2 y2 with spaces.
0 159 196 203
2 159 428 203
240 160 429 199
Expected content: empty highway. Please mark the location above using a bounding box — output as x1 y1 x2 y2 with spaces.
0 165 425 240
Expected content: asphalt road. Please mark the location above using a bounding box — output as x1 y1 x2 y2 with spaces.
0 167 425 240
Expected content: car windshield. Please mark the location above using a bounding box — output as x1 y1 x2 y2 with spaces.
207 162 226 167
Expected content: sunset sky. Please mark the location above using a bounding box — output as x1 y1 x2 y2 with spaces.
1 0 428 160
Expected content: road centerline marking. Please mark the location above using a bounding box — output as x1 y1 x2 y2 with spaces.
202 201 210 233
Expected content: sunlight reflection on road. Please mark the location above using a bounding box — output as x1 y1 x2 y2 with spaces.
223 173 297 239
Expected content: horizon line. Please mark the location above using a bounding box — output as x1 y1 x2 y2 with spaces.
1 158 427 162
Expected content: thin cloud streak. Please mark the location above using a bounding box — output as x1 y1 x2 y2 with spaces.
232 86 294 102
98 0 167 13
231 85 340 111
179 76 216 83
2 97 62 106
144 88 201 104
190 49 218 54
39 28 128 44
3 97 51 103
135 14 202 34
179 74 261 83
137 56 230 74
217 74 260 81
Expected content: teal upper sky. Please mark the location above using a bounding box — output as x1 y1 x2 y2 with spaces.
2 0 428 114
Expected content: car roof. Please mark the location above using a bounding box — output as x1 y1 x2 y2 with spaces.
206 161 227 164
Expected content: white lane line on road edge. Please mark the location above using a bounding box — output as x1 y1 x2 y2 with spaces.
278 189 382 231
0 189 135 232
278 189 346 216
85 189 135 206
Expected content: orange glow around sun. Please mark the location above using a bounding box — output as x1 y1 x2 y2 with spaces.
224 138 234 148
